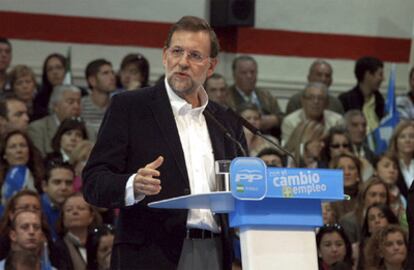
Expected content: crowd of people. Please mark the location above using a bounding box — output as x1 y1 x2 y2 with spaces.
0 14 413 270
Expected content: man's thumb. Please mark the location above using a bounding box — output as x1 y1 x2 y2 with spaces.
146 156 164 169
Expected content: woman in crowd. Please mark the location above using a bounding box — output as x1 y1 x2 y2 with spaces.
57 192 102 270
86 224 115 270
388 120 414 199
340 177 389 244
357 203 399 269
364 225 408 270
33 53 67 120
316 224 353 269
373 152 407 226
284 120 325 168
46 118 88 164
237 103 279 157
321 126 352 168
9 65 38 120
322 202 337 225
0 130 44 207
117 53 150 91
329 153 362 220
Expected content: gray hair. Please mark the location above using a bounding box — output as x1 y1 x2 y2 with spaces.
344 109 365 127
301 82 328 98
48 84 81 113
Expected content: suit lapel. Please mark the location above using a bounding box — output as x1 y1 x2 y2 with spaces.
149 84 189 184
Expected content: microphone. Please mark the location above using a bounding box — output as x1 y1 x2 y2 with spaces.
225 108 297 166
204 110 247 157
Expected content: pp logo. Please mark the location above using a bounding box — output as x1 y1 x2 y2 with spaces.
235 170 263 183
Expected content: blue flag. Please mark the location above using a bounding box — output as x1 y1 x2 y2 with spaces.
368 64 400 155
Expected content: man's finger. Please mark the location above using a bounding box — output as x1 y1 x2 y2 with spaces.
145 156 164 170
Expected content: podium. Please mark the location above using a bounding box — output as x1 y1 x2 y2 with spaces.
149 157 344 269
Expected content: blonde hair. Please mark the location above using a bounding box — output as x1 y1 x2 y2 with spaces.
388 120 414 157
284 120 325 166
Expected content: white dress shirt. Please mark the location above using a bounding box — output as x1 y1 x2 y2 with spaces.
399 159 414 189
125 79 219 232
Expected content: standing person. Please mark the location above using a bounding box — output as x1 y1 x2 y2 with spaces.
82 16 245 270
339 56 385 133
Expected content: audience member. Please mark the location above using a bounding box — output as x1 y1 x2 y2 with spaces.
357 203 399 269
117 53 150 91
373 152 406 223
388 120 414 199
8 65 38 120
41 161 75 240
256 147 284 167
340 177 389 244
46 118 88 164
237 103 279 156
316 224 353 270
329 153 362 221
320 126 352 168
86 224 115 270
282 82 343 143
0 131 44 206
69 140 94 192
321 202 337 225
32 53 67 120
0 210 55 269
396 66 414 120
0 190 41 259
227 55 283 136
56 192 102 270
4 250 41 270
0 94 29 137
364 225 407 270
0 38 12 92
81 59 116 131
284 120 326 168
286 59 344 114
339 56 384 133
28 84 96 157
205 73 229 107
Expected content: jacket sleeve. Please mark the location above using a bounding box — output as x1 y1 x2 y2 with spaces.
82 94 132 209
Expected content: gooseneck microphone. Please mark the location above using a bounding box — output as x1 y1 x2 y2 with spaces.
204 110 247 157
225 108 297 166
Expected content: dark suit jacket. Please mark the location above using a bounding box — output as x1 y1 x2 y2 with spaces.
82 82 245 269
406 182 414 269
338 85 385 120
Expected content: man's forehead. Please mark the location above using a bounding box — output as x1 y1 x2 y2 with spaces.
351 115 366 124
7 99 26 111
0 43 11 50
170 30 211 50
305 87 325 96
62 90 81 99
15 212 40 225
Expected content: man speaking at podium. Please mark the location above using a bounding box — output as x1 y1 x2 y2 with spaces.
83 16 245 270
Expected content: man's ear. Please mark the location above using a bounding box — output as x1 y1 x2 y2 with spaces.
88 76 97 89
207 58 219 78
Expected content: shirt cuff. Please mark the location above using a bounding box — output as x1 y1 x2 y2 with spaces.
125 173 145 206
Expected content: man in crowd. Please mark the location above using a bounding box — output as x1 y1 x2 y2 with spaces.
0 94 29 137
28 84 97 156
343 110 376 163
0 38 12 92
339 56 384 133
81 59 116 131
41 162 74 240
396 66 414 120
286 59 344 114
281 82 343 143
83 16 245 270
227 55 283 136
205 73 229 107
